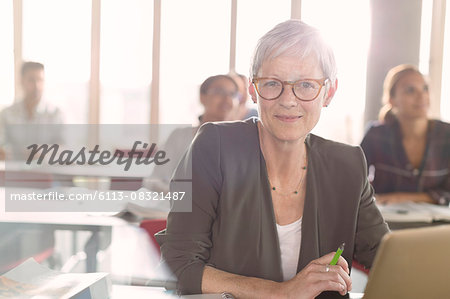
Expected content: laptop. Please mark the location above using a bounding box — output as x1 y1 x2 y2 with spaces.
361 224 450 299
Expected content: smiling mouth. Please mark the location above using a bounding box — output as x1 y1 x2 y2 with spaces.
275 115 302 122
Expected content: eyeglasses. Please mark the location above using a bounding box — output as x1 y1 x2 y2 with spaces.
252 77 329 101
206 88 239 99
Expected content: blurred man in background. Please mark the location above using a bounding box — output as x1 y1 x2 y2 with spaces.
0 61 63 160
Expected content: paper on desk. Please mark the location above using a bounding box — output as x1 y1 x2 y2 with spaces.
0 258 110 299
378 202 450 223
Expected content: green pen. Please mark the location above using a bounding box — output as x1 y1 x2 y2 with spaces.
329 242 345 265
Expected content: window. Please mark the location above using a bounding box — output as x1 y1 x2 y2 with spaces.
100 0 153 124
419 0 433 75
440 1 450 122
22 0 91 124
234 0 290 115
302 0 371 144
159 0 231 125
235 0 291 77
0 0 14 109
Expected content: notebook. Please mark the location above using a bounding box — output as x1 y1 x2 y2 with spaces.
377 202 450 223
362 225 450 299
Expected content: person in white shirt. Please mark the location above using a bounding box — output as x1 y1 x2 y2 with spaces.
0 62 63 160
143 74 239 192
0 62 62 273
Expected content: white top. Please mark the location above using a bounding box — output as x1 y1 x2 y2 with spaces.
276 217 302 281
0 100 64 159
0 100 63 127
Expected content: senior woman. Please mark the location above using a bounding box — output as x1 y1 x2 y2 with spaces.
156 20 388 299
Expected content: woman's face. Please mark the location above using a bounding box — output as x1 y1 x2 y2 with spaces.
250 54 331 143
201 78 237 121
390 71 429 120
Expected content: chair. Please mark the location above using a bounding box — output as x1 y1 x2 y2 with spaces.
139 219 167 256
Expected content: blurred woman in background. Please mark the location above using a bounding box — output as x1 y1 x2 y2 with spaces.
361 64 450 205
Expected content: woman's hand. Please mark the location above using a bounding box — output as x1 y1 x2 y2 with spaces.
279 252 352 299
376 192 433 205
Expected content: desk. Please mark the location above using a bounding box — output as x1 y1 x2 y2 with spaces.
385 220 450 230
111 285 176 298
377 202 450 230
111 285 222 298
0 211 169 280
1 186 169 280
1 160 154 191
0 161 155 179
0 212 127 272
111 286 364 298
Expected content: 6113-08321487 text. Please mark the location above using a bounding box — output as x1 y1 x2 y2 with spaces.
8 191 186 201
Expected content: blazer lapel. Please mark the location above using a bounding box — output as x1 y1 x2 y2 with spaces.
257 124 284 282
298 136 321 271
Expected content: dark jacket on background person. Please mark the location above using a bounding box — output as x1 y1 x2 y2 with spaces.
361 119 450 205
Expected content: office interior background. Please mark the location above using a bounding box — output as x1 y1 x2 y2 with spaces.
0 0 450 290
1 0 449 146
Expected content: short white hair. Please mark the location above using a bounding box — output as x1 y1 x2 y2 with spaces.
250 20 337 86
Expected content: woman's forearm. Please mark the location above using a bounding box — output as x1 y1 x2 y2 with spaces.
201 252 352 299
202 266 284 299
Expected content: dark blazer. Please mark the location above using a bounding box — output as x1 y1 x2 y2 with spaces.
156 118 389 298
